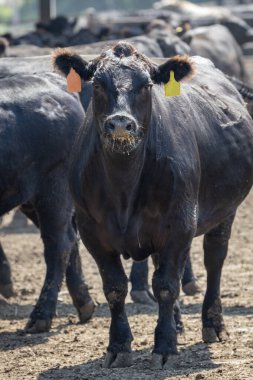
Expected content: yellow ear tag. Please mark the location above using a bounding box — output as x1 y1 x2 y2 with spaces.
67 67 81 93
164 70 180 97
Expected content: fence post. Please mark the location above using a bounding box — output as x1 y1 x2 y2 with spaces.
39 0 56 23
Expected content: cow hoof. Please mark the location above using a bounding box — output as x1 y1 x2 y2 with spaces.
150 353 163 369
202 327 218 343
202 326 229 343
218 327 229 341
130 290 156 306
25 318 52 333
182 280 200 296
103 352 133 368
163 353 180 369
78 300 96 323
150 351 178 370
0 283 15 298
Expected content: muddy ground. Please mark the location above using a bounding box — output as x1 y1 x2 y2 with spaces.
0 57 253 380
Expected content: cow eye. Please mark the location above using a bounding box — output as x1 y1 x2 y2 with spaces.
139 84 152 94
93 82 102 90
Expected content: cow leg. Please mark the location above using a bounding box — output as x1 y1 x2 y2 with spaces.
202 214 235 343
25 183 74 333
0 242 15 298
66 241 95 323
91 252 133 368
22 202 95 328
129 260 156 305
151 238 192 369
182 254 200 296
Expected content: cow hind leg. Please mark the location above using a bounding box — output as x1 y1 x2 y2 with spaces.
202 213 235 343
129 260 156 305
25 185 74 333
66 242 95 323
0 242 15 298
182 254 200 296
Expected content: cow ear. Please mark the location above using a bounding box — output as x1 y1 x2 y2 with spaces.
151 55 194 84
52 48 94 81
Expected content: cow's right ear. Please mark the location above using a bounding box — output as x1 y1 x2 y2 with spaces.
52 48 94 81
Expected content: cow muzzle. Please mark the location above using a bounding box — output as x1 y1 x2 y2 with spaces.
103 114 140 154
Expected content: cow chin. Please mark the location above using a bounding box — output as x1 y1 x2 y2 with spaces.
104 134 141 155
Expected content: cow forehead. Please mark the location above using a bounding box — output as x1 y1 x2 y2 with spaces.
93 59 151 87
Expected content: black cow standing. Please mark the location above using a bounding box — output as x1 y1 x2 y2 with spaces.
54 42 253 369
0 72 95 332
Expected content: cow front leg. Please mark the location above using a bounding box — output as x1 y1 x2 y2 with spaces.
202 214 235 343
94 253 133 368
66 242 95 323
151 239 192 369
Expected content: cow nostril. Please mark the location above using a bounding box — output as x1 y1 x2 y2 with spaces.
108 122 115 131
126 123 133 131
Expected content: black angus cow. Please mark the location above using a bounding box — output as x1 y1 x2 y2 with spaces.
54 42 253 368
0 72 95 332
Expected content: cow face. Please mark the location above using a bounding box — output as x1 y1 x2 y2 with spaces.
53 42 194 155
91 57 154 155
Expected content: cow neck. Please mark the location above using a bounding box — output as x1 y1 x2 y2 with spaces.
101 146 145 233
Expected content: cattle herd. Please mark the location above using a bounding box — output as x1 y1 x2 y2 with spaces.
0 0 253 372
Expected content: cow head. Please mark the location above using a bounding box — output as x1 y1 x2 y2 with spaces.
53 42 194 155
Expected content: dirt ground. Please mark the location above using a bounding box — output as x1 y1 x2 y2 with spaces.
0 58 253 380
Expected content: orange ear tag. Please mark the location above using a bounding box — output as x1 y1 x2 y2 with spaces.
67 67 81 93
164 70 180 97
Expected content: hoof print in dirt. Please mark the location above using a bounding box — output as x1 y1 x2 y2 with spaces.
103 352 133 368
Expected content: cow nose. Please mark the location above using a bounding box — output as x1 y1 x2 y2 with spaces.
105 116 136 134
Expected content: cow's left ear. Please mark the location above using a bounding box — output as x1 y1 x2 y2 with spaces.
151 55 194 84
52 48 95 81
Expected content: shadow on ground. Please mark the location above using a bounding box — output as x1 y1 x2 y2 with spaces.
181 302 253 316
0 320 75 352
37 344 219 380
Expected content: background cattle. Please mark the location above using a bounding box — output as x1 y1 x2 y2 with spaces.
182 24 251 82
0 72 94 332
